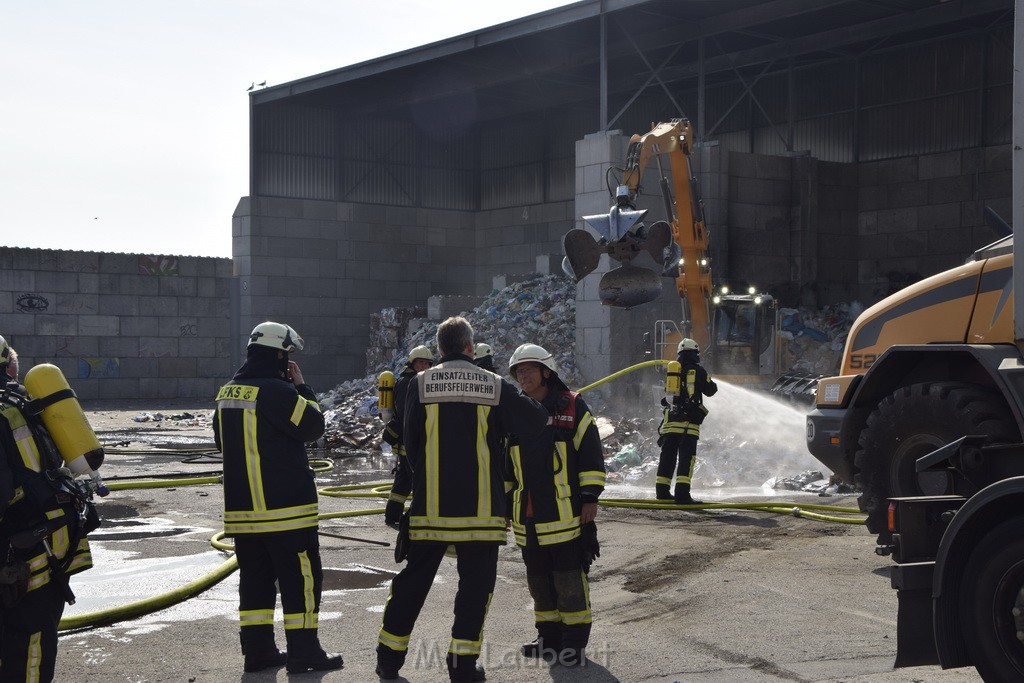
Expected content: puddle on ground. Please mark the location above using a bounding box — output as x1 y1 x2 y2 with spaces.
322 564 395 591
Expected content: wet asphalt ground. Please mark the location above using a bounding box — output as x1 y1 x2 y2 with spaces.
48 402 983 683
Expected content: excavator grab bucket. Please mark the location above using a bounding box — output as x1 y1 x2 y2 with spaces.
598 264 663 308
562 228 603 282
642 220 673 267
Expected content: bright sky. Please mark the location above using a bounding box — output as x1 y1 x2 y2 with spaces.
1 1 577 258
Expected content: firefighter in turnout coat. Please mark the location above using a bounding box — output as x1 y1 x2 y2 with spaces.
656 337 718 504
381 346 434 529
505 343 605 667
213 322 342 674
376 317 548 683
0 335 98 683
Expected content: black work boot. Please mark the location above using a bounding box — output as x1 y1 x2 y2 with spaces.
239 627 287 673
375 644 406 680
285 630 343 673
521 622 562 660
655 484 673 500
446 652 486 681
674 484 702 505
558 623 591 667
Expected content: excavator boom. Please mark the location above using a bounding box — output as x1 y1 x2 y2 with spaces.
562 118 712 348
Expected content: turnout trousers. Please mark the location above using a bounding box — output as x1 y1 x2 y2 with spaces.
657 432 698 498
0 580 65 683
234 527 325 657
377 543 498 671
521 523 592 656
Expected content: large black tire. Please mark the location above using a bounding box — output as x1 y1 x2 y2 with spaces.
958 517 1024 682
854 382 1017 541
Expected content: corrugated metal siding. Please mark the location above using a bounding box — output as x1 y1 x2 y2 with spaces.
547 157 574 203
859 91 978 161
480 164 545 210
254 104 336 200
479 119 549 208
420 167 477 210
340 160 417 205
480 119 545 169
753 114 856 162
984 83 1012 145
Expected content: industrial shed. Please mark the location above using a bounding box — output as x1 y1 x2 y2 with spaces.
234 0 1014 387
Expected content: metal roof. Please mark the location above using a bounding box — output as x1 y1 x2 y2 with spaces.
251 0 1012 126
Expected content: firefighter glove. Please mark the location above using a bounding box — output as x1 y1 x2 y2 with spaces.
579 521 600 573
384 501 404 529
393 512 410 564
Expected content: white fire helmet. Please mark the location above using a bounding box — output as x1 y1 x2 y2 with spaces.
677 338 699 353
508 343 557 375
408 345 434 364
248 322 304 352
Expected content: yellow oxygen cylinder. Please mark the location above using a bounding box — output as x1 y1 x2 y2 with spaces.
24 364 105 480
378 370 396 423
665 360 682 394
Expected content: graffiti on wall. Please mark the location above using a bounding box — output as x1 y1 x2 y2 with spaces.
139 255 179 276
78 358 120 379
16 293 49 313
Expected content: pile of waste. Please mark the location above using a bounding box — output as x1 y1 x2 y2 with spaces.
131 411 211 427
317 276 862 493
319 274 578 453
777 301 862 376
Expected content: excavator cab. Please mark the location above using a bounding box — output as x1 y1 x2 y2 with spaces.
709 287 779 379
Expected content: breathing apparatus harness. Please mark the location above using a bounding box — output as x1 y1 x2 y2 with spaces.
0 385 101 605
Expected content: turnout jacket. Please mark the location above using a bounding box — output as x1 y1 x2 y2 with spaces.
660 357 718 438
0 393 93 594
505 388 606 546
403 354 548 544
214 376 325 536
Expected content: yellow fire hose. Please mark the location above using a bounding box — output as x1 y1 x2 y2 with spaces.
576 359 670 394
59 360 856 631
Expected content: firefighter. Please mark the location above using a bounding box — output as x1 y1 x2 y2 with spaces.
375 317 548 682
382 345 434 529
0 335 98 683
213 322 342 674
473 342 496 372
505 343 605 667
656 337 718 504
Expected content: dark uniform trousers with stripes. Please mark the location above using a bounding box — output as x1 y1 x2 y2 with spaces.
378 543 498 671
0 580 66 683
522 523 591 655
235 527 323 657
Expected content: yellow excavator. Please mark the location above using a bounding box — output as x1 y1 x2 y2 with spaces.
562 118 780 385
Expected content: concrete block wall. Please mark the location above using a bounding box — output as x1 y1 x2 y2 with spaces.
726 152 798 299
233 193 572 391
0 248 233 402
856 145 1011 302
474 200 574 290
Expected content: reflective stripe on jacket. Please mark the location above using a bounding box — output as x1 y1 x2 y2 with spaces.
404 356 548 544
0 399 93 591
505 390 606 547
214 379 325 535
660 363 718 437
